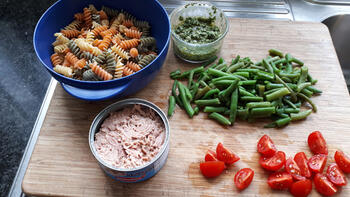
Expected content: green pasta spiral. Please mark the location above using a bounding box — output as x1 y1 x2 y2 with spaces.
92 14 100 23
83 69 101 81
94 52 106 65
139 54 156 67
81 52 95 62
105 52 116 75
68 40 82 58
101 6 119 18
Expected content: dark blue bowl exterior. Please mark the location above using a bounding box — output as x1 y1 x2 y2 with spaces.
34 0 170 100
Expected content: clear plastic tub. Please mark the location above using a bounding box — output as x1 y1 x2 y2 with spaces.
170 2 229 63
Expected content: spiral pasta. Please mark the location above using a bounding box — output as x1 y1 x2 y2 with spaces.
50 5 158 81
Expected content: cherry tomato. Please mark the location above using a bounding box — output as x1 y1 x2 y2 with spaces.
199 161 225 178
308 131 328 155
267 172 293 190
234 168 254 190
205 150 218 162
294 152 311 178
257 135 277 157
326 163 347 186
334 150 350 173
314 173 338 196
289 179 312 197
285 158 306 181
259 151 286 171
216 143 240 165
308 154 327 173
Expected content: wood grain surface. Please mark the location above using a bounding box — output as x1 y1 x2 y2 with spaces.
23 18 350 196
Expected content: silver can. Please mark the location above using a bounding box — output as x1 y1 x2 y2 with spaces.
89 98 170 183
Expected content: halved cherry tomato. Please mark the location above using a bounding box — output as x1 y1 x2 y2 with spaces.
259 151 286 171
334 150 350 173
326 163 347 186
308 131 328 155
257 135 277 157
285 158 306 181
205 150 218 162
234 168 254 190
267 172 293 190
199 161 225 178
216 143 240 165
308 154 327 173
314 173 338 196
294 152 311 178
289 179 312 197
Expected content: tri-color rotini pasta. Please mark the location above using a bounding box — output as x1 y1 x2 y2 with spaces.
50 5 157 81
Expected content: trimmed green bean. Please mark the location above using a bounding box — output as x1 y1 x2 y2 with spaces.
285 53 293 73
239 80 257 86
188 70 194 87
236 68 259 73
170 69 181 79
266 87 290 101
178 82 194 117
306 86 322 94
257 70 275 80
269 49 284 57
227 62 244 73
274 58 287 65
208 68 230 77
219 80 239 100
194 106 200 115
291 57 304 66
195 98 221 106
168 96 176 117
202 55 218 67
195 85 211 100
172 80 183 107
297 93 317 112
275 75 297 102
262 58 274 74
246 101 271 109
251 107 276 116
231 55 240 65
298 66 308 85
203 106 227 113
276 117 291 127
209 112 231 125
284 108 300 113
291 109 312 121
233 72 250 78
229 89 238 124
297 82 311 93
218 57 224 65
241 96 264 102
283 98 297 109
211 75 239 82
237 108 249 120
190 82 199 98
239 86 255 97
257 84 265 97
202 88 220 99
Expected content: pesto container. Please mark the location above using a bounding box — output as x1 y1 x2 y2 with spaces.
170 2 228 63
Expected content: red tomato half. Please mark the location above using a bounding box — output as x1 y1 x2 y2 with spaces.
257 135 277 157
285 158 306 181
259 151 286 171
289 179 312 197
294 152 311 178
308 131 328 155
334 150 350 173
216 143 240 165
267 172 293 190
326 163 347 186
234 168 254 190
205 150 218 162
314 173 338 196
308 154 327 173
199 161 225 178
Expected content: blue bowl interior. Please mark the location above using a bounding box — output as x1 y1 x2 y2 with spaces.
34 0 170 87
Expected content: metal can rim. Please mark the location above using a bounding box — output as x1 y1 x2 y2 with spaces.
88 98 170 172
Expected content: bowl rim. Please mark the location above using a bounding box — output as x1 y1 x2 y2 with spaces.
88 98 170 172
170 2 229 47
33 0 171 84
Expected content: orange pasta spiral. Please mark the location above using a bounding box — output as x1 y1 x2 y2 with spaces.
74 13 84 21
61 29 80 38
125 61 141 72
130 26 138 31
98 33 112 51
83 8 92 28
62 58 71 67
90 62 113 80
91 25 108 36
50 53 63 66
112 35 122 45
65 52 79 65
100 28 117 37
74 59 86 69
93 39 102 46
123 67 134 76
124 28 142 39
129 48 138 58
99 10 108 20
119 39 139 50
122 19 134 28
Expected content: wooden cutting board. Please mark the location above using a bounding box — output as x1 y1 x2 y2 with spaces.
23 18 350 196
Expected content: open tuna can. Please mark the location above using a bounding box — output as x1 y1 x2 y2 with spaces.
89 98 170 183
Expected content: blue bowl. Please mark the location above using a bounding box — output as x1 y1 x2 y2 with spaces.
34 0 170 101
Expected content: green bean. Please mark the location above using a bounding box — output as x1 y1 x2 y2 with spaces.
297 82 311 93
298 66 308 85
269 49 284 57
208 68 230 77
202 55 218 67
179 66 205 79
218 57 224 65
219 80 239 101
307 74 318 85
233 72 250 78
257 84 265 97
275 75 297 102
284 108 300 113
216 63 228 71
172 80 183 107
257 70 275 80
301 88 313 97
241 96 264 102
251 107 275 116
178 82 194 117
262 58 274 74
229 89 238 124
291 109 312 121
291 57 304 66
227 62 244 73
194 106 200 115
239 80 256 86
183 84 192 101
246 101 271 109
188 70 195 88
195 98 221 106
195 85 211 100
266 82 284 90
297 93 317 112
294 102 301 108
266 87 290 101
203 88 220 99
281 76 292 83
237 108 249 120
279 72 300 78
199 80 208 87
306 86 322 94
285 53 293 73
211 75 239 82
277 112 290 118
264 88 282 95
212 80 236 88
274 58 287 65
209 112 231 126
232 74 248 81
283 98 297 109
203 106 228 113
208 63 217 69
190 82 199 98
170 69 181 79
231 55 240 65
276 117 291 127
168 96 176 117
249 64 266 70
239 86 255 97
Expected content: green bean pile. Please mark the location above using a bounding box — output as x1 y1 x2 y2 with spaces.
167 49 322 128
